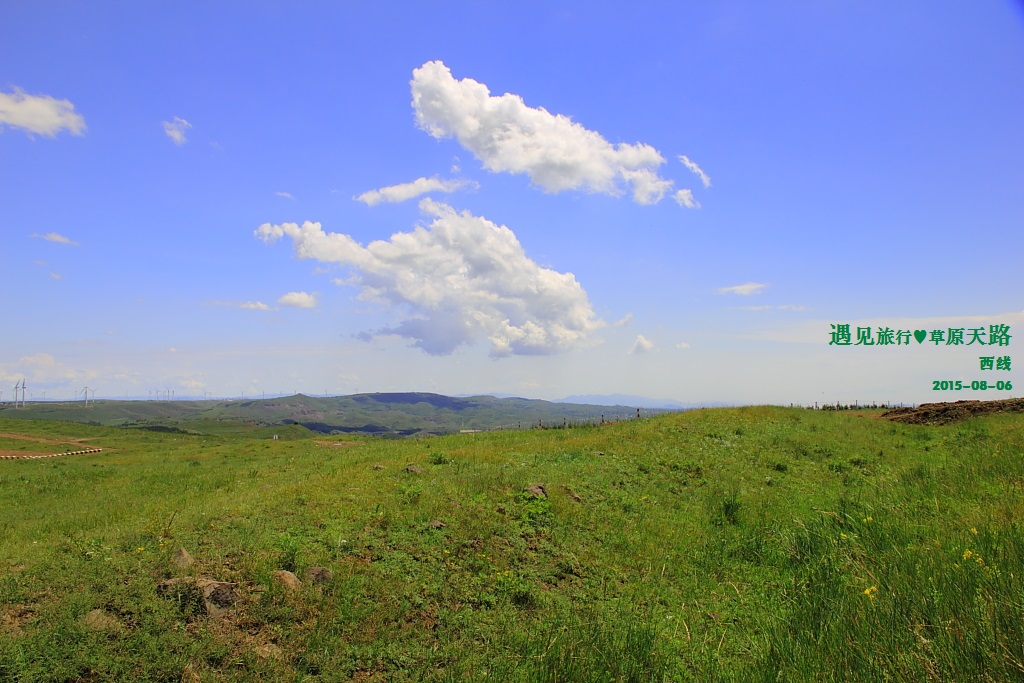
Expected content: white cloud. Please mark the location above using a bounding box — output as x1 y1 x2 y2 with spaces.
0 353 89 385
162 117 191 145
356 176 477 206
719 282 767 296
630 335 655 354
0 88 86 137
679 155 711 188
613 313 633 328
673 189 700 209
241 301 271 311
676 341 691 350
49 272 61 280
276 191 295 199
736 304 806 312
256 199 603 356
33 231 80 246
411 61 675 204
278 291 317 308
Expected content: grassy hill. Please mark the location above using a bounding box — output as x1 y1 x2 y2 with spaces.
1 405 1022 681
0 393 650 437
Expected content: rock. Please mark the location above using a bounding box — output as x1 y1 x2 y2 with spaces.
372 464 385 470
254 643 283 660
273 570 302 591
427 519 446 529
524 484 548 498
303 567 334 585
198 579 240 612
171 547 194 569
158 577 238 617
496 505 506 514
81 608 121 632
403 464 425 474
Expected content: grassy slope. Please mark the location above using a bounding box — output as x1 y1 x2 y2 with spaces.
1 407 1022 681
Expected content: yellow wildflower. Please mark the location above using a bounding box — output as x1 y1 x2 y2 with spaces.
863 586 878 600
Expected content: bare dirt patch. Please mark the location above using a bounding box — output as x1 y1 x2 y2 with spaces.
1 604 37 637
881 398 1024 426
0 431 94 446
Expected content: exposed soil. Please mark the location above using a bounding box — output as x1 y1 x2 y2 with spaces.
881 398 1024 426
0 431 93 445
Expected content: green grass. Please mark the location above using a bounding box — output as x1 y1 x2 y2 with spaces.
1 407 1022 681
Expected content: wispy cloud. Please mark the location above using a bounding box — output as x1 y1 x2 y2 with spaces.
240 301 271 311
630 335 655 354
679 155 711 188
673 189 700 209
411 61 675 205
735 304 806 312
676 341 691 350
33 232 80 246
162 116 191 145
275 191 295 200
49 272 62 280
0 87 86 137
612 313 633 328
356 176 477 206
719 282 767 296
256 199 603 356
278 291 317 309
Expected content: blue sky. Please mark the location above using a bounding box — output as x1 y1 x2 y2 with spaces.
2 2 1022 405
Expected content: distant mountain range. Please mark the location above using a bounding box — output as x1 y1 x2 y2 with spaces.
0 392 675 437
555 394 731 410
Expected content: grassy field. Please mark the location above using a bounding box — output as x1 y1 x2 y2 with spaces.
1 406 1022 681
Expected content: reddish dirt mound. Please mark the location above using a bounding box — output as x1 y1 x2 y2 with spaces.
881 398 1024 425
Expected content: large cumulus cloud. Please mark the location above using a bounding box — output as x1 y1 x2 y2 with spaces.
410 61 675 204
256 199 603 356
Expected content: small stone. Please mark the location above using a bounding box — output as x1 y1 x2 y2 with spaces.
254 643 283 660
273 570 302 591
403 464 425 474
496 505 506 514
372 464 385 470
524 484 548 498
303 567 334 585
428 519 446 529
82 609 121 632
171 547 194 569
198 580 239 610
